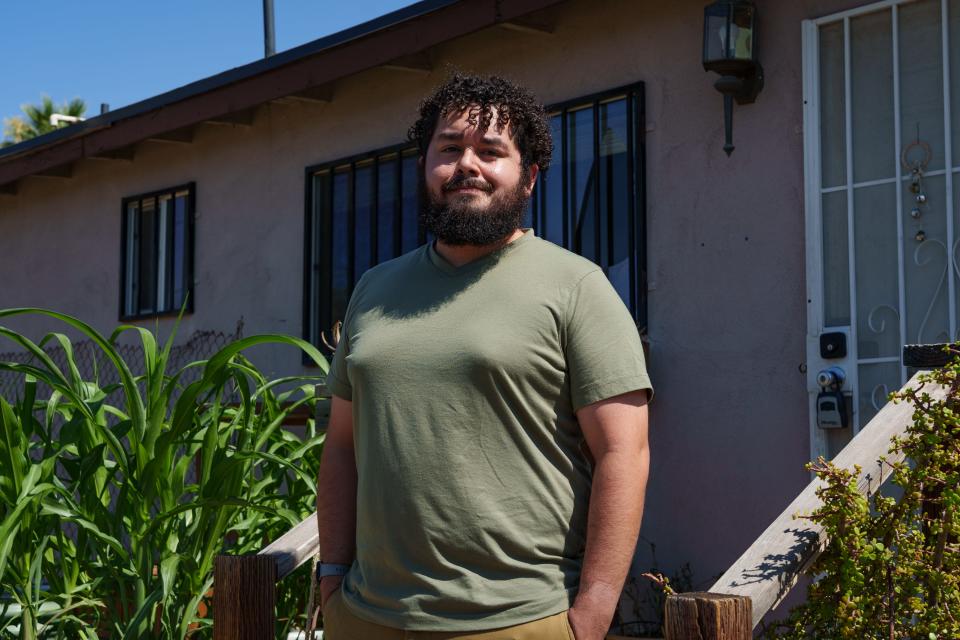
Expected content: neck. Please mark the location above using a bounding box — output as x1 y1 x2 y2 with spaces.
434 228 525 268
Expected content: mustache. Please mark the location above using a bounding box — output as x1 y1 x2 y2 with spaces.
441 177 494 193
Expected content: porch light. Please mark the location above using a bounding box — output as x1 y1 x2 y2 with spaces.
702 0 764 156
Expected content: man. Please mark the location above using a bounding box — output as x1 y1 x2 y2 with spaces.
316 73 652 640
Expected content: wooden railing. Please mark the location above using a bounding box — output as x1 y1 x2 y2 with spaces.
214 348 951 639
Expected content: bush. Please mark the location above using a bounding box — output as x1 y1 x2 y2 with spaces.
764 357 960 639
0 308 328 639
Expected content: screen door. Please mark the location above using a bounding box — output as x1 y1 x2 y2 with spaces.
803 0 960 459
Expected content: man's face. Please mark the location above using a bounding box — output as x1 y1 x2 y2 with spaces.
420 106 539 246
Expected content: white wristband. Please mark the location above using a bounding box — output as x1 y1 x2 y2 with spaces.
318 563 350 579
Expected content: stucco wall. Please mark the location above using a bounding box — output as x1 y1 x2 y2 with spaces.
0 0 876 616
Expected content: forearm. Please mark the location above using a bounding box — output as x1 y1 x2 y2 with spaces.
575 445 649 619
316 441 358 565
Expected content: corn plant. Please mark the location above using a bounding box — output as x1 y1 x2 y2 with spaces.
0 308 328 639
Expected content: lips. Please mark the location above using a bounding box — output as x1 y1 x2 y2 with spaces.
442 178 493 194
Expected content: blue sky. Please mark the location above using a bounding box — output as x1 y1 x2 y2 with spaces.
1 1 415 128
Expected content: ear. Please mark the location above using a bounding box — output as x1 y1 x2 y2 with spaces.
523 164 540 197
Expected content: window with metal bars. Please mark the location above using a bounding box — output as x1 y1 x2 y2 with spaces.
531 83 647 330
303 147 421 350
304 83 646 353
120 184 195 320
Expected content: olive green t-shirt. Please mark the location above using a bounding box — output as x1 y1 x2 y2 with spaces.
326 229 652 631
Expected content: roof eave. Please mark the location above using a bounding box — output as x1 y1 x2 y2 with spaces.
0 0 566 188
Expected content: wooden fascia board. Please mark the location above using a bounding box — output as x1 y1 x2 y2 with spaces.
0 0 565 186
0 139 83 184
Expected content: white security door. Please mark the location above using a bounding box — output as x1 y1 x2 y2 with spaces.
803 0 960 460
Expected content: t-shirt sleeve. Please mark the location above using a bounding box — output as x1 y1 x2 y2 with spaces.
326 324 352 401
564 269 653 412
326 279 366 401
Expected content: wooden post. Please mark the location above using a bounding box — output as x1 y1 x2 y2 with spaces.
664 592 751 640
213 554 276 640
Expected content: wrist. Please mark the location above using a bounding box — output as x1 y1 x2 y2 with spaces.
317 562 351 580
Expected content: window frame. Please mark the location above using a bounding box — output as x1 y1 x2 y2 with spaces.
302 143 422 355
532 82 647 331
302 82 647 360
119 182 196 321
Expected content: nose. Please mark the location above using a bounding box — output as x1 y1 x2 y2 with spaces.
455 147 481 176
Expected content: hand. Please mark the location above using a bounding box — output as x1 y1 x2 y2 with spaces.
567 599 613 640
319 575 343 610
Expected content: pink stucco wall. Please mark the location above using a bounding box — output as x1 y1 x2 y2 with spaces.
0 0 877 619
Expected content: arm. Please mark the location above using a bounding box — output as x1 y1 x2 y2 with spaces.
568 390 650 640
316 395 357 608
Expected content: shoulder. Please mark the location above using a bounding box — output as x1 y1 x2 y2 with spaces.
523 236 602 286
341 246 428 326
351 245 427 298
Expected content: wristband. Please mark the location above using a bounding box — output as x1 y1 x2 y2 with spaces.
317 563 350 579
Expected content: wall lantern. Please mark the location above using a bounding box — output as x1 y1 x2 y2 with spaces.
702 0 764 156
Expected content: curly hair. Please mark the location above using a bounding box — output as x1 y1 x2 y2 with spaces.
408 72 553 173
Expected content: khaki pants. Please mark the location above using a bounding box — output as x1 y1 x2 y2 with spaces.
322 591 575 640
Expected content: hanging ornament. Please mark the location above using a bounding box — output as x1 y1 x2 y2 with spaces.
902 131 932 229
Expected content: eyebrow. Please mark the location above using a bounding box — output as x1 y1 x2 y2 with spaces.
435 130 509 149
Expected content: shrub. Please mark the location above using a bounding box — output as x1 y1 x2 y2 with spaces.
0 308 327 639
763 357 960 639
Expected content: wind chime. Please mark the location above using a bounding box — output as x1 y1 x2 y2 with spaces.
902 129 931 242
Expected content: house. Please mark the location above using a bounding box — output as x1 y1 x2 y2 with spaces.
0 0 944 627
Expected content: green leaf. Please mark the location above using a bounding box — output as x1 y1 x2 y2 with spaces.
39 500 127 558
0 465 47 578
0 395 25 501
159 554 181 601
202 334 328 382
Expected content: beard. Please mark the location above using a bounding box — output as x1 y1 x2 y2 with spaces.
419 171 531 246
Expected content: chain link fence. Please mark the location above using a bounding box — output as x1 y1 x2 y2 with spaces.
0 320 244 401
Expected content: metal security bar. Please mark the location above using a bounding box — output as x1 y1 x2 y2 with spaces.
808 0 960 445
304 84 648 355
304 145 420 352
530 83 647 330
119 182 195 321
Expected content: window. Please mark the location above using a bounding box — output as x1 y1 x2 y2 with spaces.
531 84 647 329
304 84 646 352
304 147 421 349
120 184 195 319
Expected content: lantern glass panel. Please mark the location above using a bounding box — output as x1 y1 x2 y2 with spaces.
704 5 730 63
730 5 754 60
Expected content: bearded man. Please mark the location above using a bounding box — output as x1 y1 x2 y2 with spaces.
316 73 652 640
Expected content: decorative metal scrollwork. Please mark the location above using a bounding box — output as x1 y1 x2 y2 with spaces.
914 238 953 344
872 383 890 411
867 304 899 335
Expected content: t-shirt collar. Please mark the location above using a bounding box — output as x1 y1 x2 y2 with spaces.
426 228 536 276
